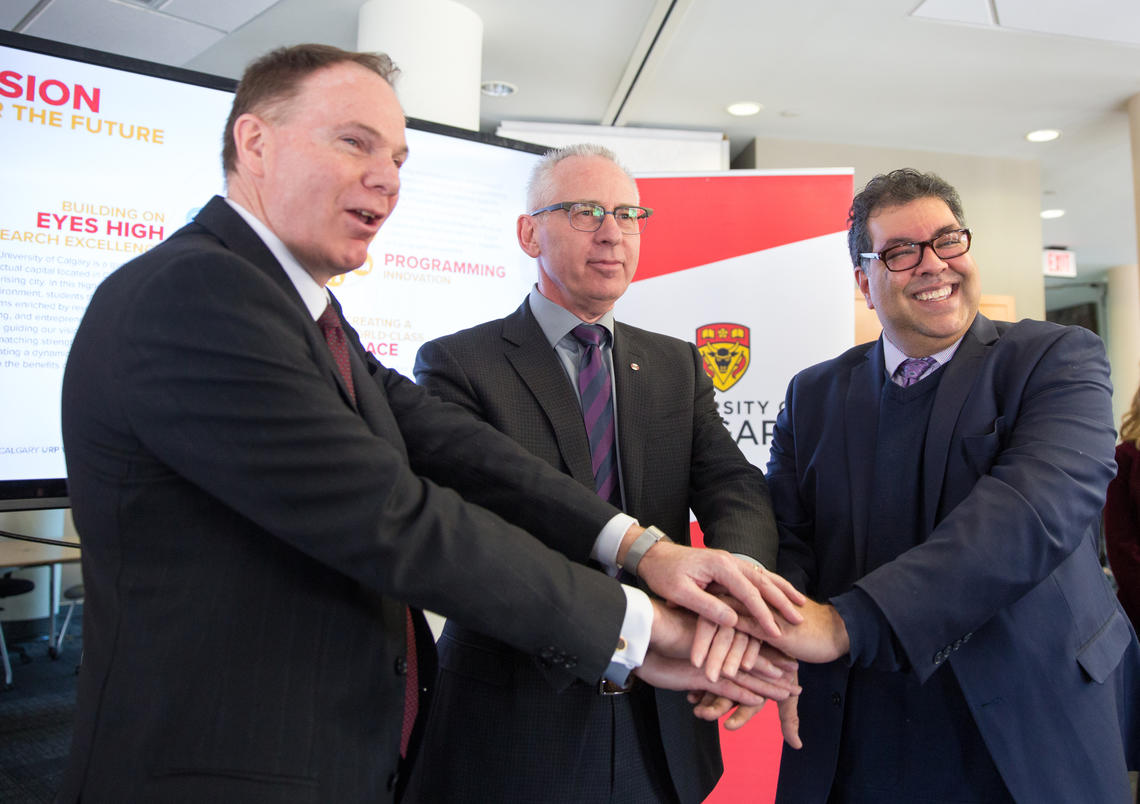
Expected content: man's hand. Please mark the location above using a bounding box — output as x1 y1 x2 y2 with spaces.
763 598 850 664
635 650 800 711
647 601 800 698
624 531 806 637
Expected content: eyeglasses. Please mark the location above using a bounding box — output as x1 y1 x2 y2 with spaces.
860 228 971 272
529 202 653 235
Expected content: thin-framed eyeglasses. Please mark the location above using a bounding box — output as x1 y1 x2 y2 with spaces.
529 202 653 235
860 228 971 272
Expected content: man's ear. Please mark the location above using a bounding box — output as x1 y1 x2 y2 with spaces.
518 214 542 258
231 113 270 178
854 267 874 310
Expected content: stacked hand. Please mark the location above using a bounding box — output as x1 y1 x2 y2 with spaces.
624 535 812 727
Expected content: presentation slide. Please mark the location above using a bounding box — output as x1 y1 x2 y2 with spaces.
0 34 541 499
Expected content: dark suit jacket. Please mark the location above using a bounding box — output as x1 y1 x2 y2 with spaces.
767 314 1140 803
58 198 636 803
408 298 778 803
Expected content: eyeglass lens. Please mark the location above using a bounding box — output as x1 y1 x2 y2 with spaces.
567 203 648 234
882 230 970 272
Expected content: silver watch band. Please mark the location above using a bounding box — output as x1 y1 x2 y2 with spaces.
621 525 671 576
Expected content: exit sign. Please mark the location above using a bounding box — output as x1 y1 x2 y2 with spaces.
1043 249 1077 277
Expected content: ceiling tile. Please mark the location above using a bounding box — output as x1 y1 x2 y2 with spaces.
0 0 42 30
22 0 223 66
995 0 1140 46
911 0 996 26
161 0 283 34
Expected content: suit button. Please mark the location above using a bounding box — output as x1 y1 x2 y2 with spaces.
539 646 556 660
831 692 842 707
395 656 407 676
564 655 578 669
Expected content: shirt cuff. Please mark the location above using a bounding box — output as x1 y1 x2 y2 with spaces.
603 585 652 685
591 512 639 571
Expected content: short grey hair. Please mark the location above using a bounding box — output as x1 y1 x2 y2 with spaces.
525 144 639 211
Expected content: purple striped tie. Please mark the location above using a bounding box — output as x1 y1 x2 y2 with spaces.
894 356 936 387
572 324 619 505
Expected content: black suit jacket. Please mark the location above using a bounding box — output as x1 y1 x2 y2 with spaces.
408 298 778 803
58 198 636 803
767 314 1140 803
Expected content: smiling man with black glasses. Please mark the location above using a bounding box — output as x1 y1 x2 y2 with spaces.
760 168 1140 803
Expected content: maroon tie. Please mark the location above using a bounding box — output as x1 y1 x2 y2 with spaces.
316 303 355 401
316 302 418 756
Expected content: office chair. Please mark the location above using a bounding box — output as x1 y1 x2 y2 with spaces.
0 571 35 689
50 583 84 663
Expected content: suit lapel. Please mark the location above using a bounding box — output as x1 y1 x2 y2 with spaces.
504 303 595 487
194 198 365 417
921 314 996 532
847 340 884 578
612 323 644 512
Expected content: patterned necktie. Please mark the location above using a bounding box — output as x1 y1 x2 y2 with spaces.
572 324 620 505
317 302 418 757
894 356 937 387
316 303 355 402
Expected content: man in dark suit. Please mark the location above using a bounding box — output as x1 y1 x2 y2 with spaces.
763 168 1140 802
58 46 798 803
409 145 795 803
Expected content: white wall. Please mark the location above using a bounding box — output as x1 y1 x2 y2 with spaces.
735 136 1044 320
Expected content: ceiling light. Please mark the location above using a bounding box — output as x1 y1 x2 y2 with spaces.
1026 129 1060 143
481 81 517 97
726 101 763 117
1041 209 1065 219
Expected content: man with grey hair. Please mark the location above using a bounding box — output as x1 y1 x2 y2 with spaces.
409 144 792 803
762 167 1139 802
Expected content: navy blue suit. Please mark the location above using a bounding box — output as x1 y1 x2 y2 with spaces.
767 314 1140 802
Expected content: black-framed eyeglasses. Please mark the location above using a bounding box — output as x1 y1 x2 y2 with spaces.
529 202 653 235
860 228 971 272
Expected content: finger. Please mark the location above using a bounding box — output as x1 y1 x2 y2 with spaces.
777 695 802 749
692 694 734 721
724 702 765 730
703 624 735 683
690 616 718 668
731 671 800 702
754 568 807 624
669 580 741 629
758 644 799 673
720 629 750 679
740 636 762 672
710 567 783 639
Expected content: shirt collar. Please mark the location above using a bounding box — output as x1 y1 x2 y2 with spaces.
225 197 329 321
528 285 616 348
881 333 963 379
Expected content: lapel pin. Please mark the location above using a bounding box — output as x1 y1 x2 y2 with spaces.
630 363 640 371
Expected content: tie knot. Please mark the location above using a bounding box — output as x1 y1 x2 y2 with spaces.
317 303 340 333
572 323 607 349
895 356 937 386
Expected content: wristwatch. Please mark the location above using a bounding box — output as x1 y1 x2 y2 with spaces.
620 525 671 576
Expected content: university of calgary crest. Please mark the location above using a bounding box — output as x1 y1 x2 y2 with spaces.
697 323 750 392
